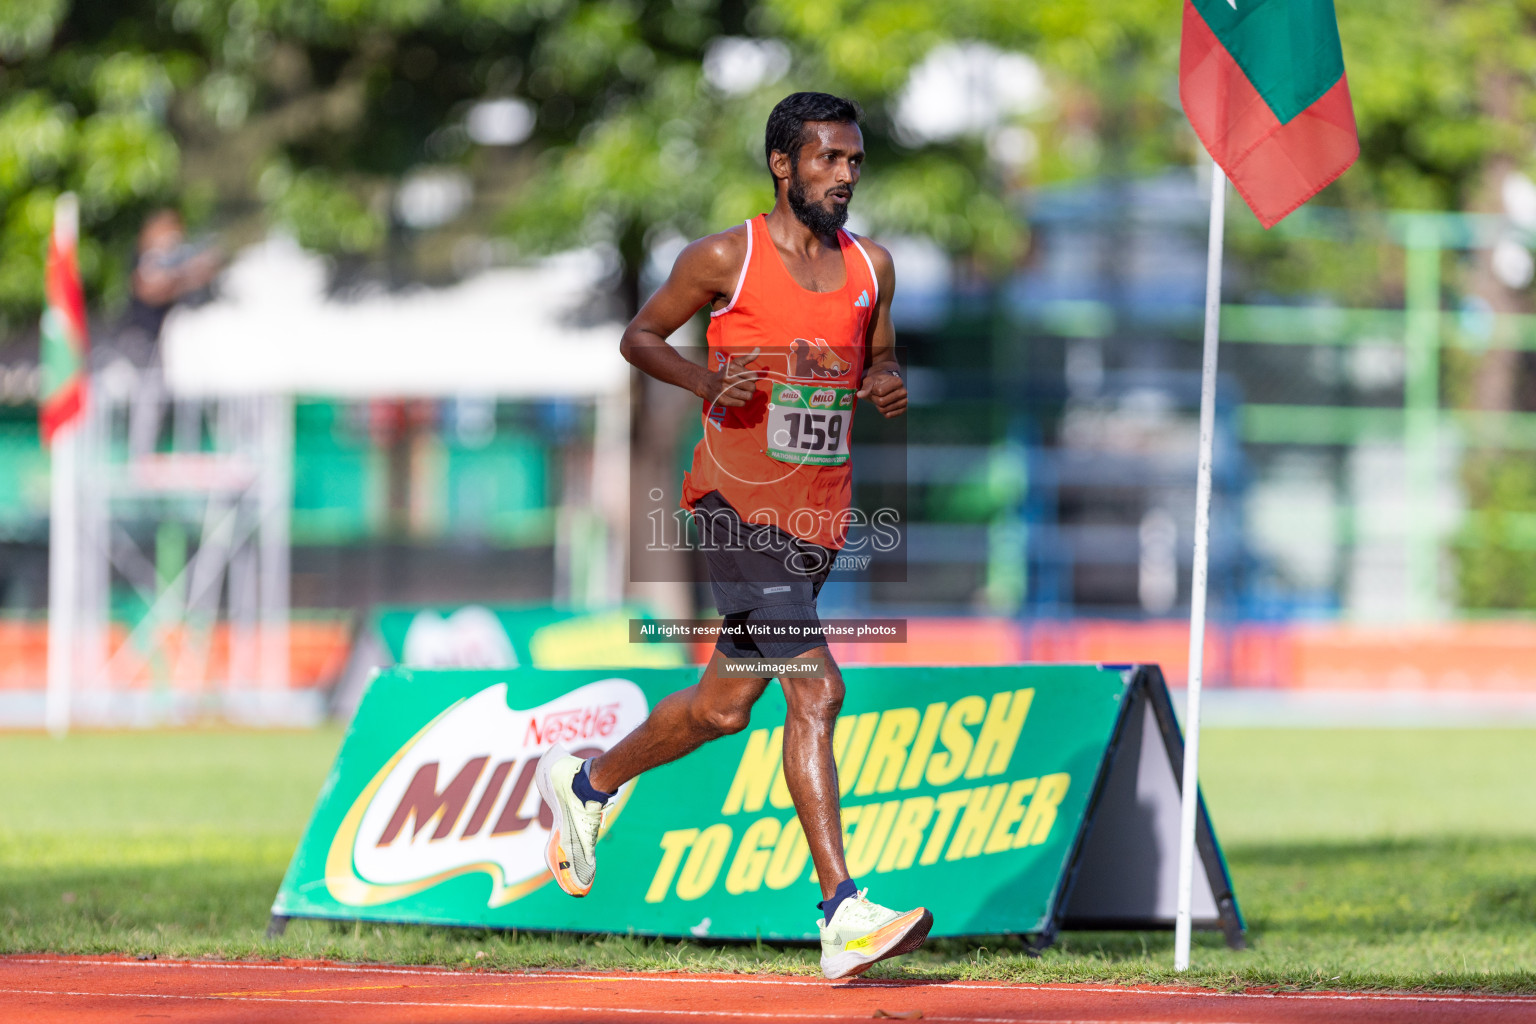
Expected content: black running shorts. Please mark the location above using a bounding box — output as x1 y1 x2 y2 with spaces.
691 490 837 659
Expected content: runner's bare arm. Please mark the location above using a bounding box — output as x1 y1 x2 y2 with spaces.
855 240 906 419
619 228 759 408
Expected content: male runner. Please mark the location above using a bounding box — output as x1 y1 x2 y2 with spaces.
536 92 926 980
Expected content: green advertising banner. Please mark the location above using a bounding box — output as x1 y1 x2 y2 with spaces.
275 665 1242 945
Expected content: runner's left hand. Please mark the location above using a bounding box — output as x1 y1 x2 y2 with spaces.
857 369 906 418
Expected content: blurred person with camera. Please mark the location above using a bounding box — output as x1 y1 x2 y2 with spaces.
106 209 222 456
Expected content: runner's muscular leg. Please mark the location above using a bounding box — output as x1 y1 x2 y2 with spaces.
586 648 769 794
778 646 851 900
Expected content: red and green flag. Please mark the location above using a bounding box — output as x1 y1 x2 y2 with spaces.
39 194 88 443
1180 0 1358 228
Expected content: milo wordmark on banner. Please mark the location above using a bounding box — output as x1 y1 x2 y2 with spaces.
272 665 1243 946
324 679 649 909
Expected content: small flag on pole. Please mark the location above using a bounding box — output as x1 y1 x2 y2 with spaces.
1180 0 1359 228
40 193 88 444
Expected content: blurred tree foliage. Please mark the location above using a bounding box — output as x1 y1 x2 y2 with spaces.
1 1 1525 315
1338 1 1536 213
0 0 551 331
0 0 1186 333
502 0 1192 310
1456 457 1536 611
0 0 1527 321
1226 1 1536 306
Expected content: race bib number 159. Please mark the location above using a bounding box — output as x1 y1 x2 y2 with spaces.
766 383 854 466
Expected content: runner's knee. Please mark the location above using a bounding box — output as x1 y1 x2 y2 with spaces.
784 671 843 724
693 698 754 737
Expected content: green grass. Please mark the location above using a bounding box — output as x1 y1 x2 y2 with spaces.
3 727 1535 991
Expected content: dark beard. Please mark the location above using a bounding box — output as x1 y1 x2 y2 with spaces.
787 171 850 237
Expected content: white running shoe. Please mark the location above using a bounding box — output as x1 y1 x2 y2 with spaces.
818 889 933 980
534 743 605 897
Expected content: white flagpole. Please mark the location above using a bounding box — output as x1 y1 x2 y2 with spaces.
1175 159 1227 971
45 420 78 737
44 194 82 738
44 190 82 736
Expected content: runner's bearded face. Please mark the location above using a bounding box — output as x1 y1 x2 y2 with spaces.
785 122 863 236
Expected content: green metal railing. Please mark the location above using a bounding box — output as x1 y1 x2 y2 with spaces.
1017 209 1536 618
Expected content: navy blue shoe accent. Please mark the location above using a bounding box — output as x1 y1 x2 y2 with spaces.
572 759 614 805
818 877 860 923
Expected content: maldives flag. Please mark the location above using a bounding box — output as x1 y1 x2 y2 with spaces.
1180 0 1358 228
39 194 88 443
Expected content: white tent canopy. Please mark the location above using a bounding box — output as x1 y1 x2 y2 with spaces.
162 237 629 399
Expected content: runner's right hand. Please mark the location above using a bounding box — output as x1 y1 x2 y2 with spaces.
700 348 761 408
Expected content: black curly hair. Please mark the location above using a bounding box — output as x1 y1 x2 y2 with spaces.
763 91 863 187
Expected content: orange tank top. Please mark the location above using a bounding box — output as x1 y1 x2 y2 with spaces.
681 214 878 550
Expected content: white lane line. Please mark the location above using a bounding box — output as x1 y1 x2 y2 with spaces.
4 959 460 978
4 960 1533 1006
0 987 1248 1024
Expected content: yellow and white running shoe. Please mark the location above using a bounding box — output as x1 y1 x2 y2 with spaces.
534 743 605 897
818 890 933 980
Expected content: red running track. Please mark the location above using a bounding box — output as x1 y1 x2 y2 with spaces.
3 956 1535 1024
